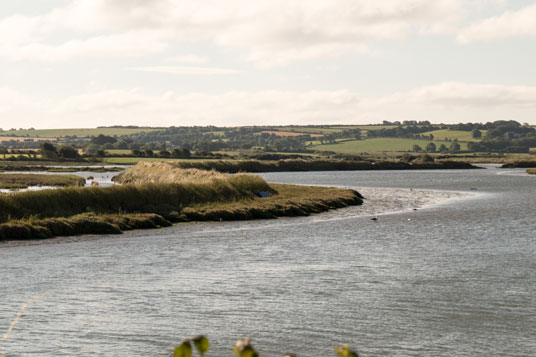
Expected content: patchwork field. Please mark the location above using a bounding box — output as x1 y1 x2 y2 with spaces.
312 138 469 153
420 129 487 141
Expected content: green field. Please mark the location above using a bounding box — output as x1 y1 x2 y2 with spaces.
102 157 180 164
105 149 132 155
312 138 468 153
420 129 487 142
273 125 396 135
0 128 162 138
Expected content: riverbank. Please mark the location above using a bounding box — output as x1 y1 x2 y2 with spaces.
501 161 536 168
527 169 536 174
0 164 125 172
113 158 478 173
0 167 363 241
0 173 85 189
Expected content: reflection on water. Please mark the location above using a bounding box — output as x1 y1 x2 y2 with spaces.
1 168 535 356
0 167 121 193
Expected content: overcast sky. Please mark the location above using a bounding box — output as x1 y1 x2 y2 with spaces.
1 0 536 128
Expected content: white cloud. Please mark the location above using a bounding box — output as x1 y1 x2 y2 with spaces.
164 55 209 64
0 0 467 65
127 66 240 76
458 3 536 43
0 30 168 61
2 82 536 129
385 82 536 107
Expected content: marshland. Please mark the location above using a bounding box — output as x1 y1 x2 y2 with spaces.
0 163 363 240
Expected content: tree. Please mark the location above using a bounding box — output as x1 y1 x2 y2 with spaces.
40 142 58 160
472 129 482 139
90 134 117 145
449 142 461 152
0 146 7 160
438 144 448 153
425 142 436 153
58 145 79 159
412 144 423 152
158 150 171 158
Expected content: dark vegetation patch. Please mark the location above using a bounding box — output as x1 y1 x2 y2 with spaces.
157 159 477 173
502 161 536 168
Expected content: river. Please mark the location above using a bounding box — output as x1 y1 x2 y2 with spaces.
1 167 535 356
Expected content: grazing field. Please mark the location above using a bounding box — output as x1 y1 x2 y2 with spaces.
274 125 395 135
420 129 487 141
0 136 56 143
0 127 162 138
102 157 188 164
312 138 469 153
256 131 324 137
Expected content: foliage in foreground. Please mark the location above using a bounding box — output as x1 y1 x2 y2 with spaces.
173 336 359 357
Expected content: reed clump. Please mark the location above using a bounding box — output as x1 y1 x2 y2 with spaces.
527 168 536 174
0 173 85 189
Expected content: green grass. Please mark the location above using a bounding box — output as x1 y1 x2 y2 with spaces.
105 149 133 155
420 129 487 142
0 128 162 138
0 173 85 189
102 157 180 163
312 138 468 153
274 125 398 135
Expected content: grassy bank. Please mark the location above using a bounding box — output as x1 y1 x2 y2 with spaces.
0 173 85 189
527 169 536 174
0 163 363 240
0 164 125 172
117 159 476 173
0 173 271 223
502 161 536 168
0 183 362 241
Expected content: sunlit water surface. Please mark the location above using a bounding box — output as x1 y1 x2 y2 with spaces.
1 168 535 356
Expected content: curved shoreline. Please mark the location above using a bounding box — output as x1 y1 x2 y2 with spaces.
0 183 363 242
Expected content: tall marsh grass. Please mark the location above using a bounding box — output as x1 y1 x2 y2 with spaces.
0 165 272 223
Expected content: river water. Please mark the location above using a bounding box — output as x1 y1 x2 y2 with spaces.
1 167 535 356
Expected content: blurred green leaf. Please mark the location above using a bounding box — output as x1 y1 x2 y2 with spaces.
174 340 193 357
334 344 359 357
193 335 210 356
233 338 259 357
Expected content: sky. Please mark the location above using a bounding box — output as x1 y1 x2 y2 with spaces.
1 0 536 129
